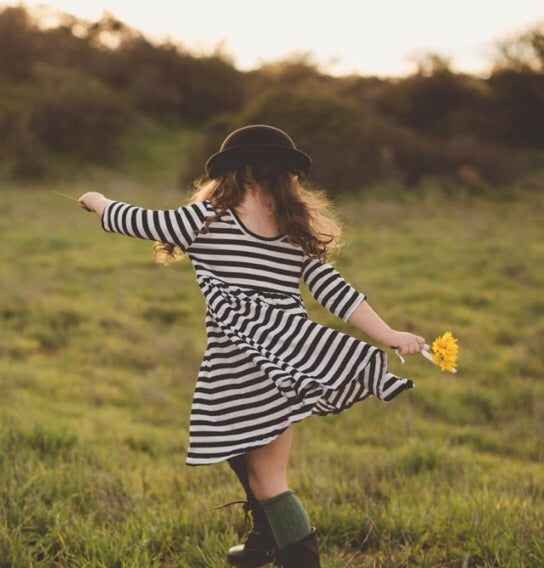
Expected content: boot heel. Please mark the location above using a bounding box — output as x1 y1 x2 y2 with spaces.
273 528 320 568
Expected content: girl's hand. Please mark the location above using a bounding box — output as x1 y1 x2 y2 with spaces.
78 192 111 215
385 330 425 355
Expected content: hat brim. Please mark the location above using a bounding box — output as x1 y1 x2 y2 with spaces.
205 145 312 179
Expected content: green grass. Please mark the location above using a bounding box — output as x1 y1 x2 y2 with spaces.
1 169 543 566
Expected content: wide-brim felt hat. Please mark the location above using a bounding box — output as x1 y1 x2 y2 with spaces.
205 124 312 179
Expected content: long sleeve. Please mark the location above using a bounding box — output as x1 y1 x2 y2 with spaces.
101 200 211 252
301 256 366 322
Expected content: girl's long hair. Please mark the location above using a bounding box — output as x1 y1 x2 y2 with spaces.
154 163 344 264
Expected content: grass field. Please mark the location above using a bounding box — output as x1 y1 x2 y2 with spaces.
1 157 543 566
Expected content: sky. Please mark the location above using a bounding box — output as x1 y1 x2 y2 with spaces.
8 0 544 77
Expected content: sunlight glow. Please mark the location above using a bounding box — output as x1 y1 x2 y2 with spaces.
6 0 544 76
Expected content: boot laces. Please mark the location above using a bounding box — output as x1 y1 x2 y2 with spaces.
215 499 275 550
214 499 247 511
214 499 254 533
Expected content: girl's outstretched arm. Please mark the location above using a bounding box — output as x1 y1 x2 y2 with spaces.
348 300 425 356
78 192 211 252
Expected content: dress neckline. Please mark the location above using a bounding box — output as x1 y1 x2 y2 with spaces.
229 207 285 242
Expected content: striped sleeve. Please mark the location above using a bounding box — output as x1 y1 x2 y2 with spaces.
101 201 210 252
301 256 366 322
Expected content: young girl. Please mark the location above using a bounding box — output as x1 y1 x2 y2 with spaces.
79 124 424 568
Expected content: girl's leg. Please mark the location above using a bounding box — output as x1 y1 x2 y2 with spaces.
226 454 278 567
245 425 320 567
227 425 320 566
244 424 293 500
225 432 292 567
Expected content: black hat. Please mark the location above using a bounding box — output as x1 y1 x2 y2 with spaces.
205 124 312 179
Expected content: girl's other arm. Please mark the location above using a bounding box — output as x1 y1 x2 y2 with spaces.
347 300 425 356
301 256 367 322
301 255 425 356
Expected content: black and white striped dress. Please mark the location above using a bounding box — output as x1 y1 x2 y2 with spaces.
102 199 414 466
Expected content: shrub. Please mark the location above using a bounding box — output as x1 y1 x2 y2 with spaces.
183 91 533 191
366 120 531 187
375 66 493 139
487 69 544 149
30 67 132 160
0 81 46 178
174 55 246 123
99 37 245 123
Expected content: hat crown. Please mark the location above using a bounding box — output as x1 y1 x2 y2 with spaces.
220 125 297 151
204 123 311 179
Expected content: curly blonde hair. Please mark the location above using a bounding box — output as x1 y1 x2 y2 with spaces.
154 164 344 264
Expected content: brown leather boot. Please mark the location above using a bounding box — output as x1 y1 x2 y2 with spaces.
224 455 278 567
226 500 277 567
273 528 320 568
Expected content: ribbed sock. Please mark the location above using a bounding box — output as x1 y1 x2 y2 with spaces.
259 490 312 550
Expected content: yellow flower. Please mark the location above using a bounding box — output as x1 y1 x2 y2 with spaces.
152 242 184 266
431 331 458 372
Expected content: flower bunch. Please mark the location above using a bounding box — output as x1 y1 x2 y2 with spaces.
430 331 459 372
394 331 459 374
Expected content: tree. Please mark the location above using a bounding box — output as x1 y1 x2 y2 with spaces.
493 21 544 72
376 54 490 138
0 7 36 79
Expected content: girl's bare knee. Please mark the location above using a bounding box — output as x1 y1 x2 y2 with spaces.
247 470 288 501
246 459 288 500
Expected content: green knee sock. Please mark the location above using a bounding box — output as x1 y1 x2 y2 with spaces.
259 490 312 550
